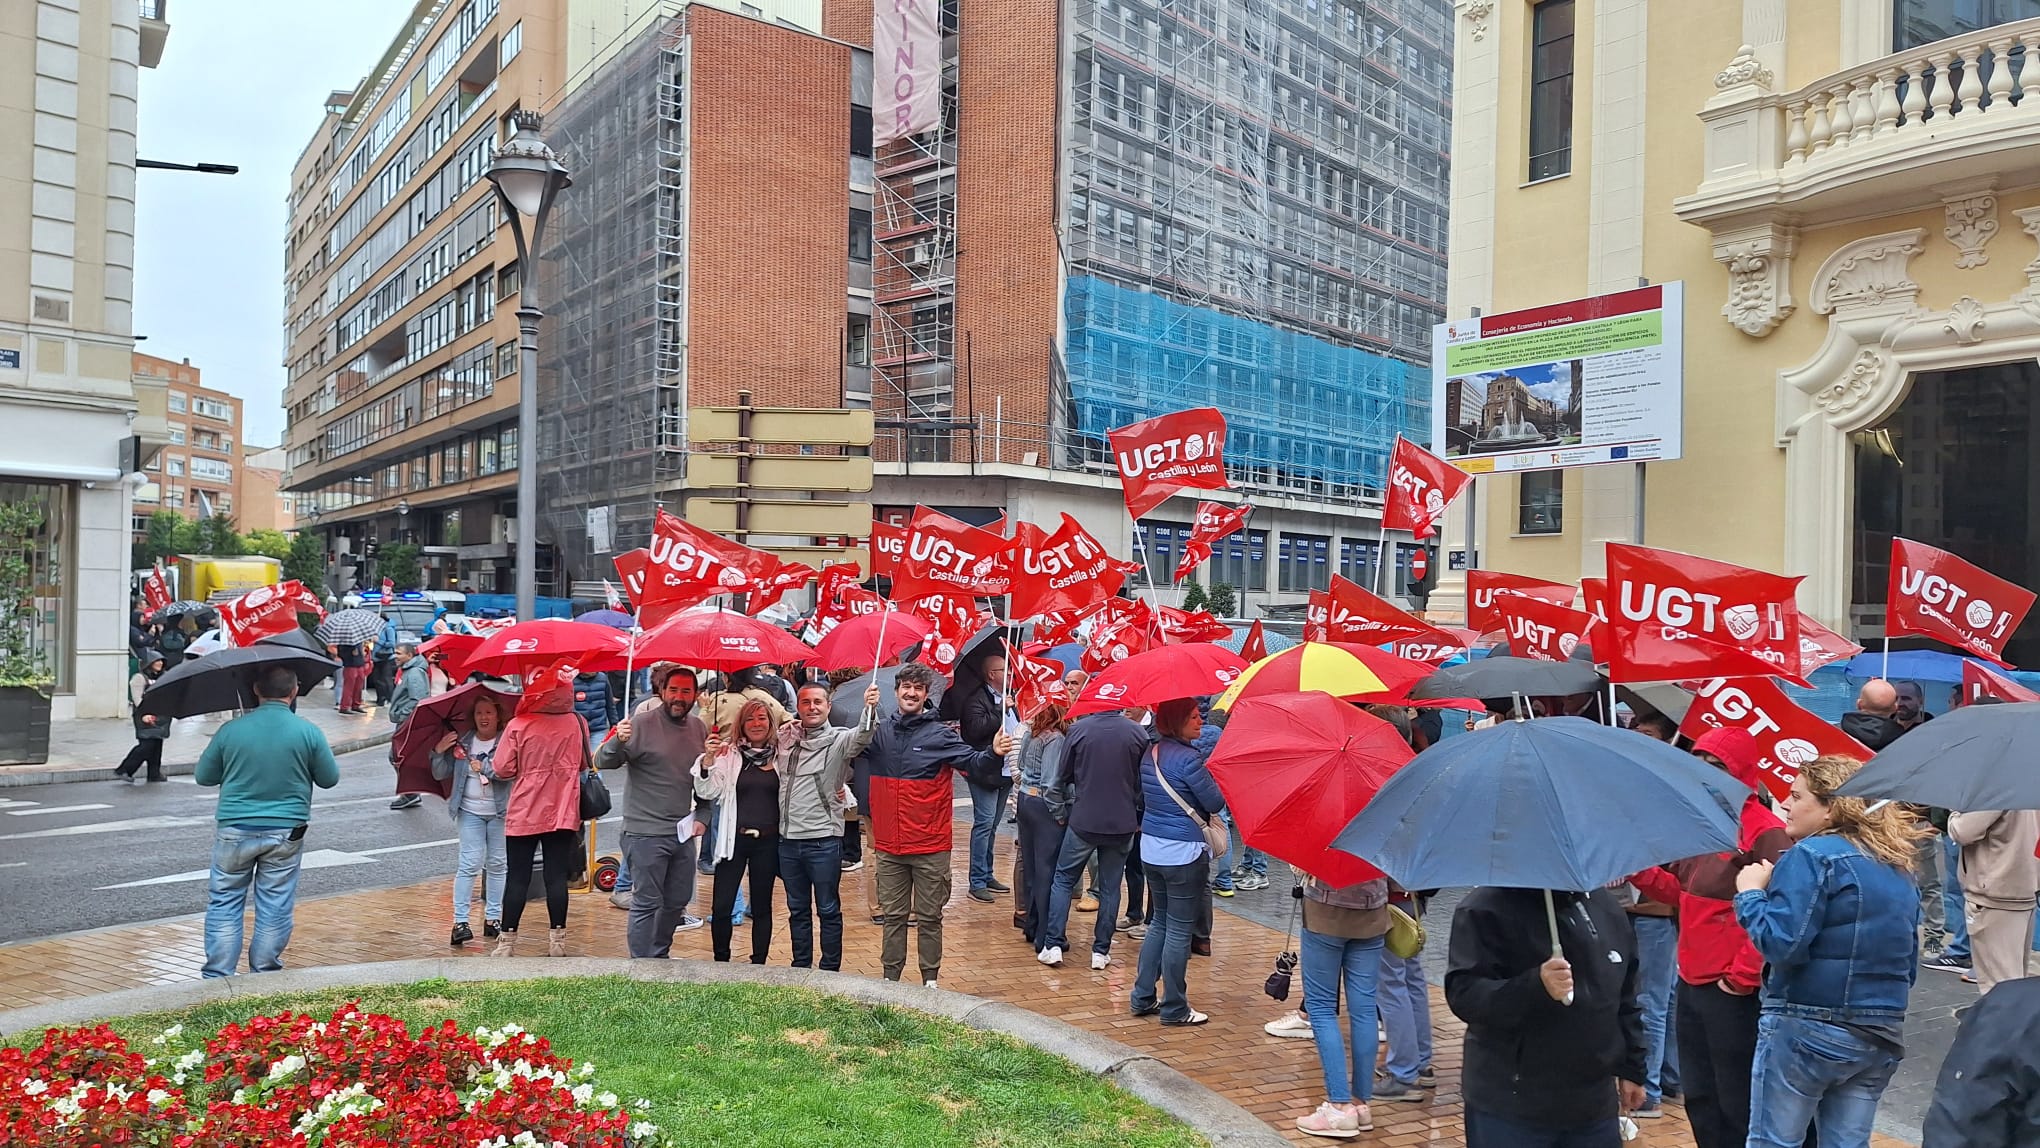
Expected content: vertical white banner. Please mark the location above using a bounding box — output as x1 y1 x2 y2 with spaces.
874 0 940 145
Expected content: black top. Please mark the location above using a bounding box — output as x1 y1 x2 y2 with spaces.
1060 712 1151 839
336 642 366 668
734 746 780 833
1925 976 2040 1147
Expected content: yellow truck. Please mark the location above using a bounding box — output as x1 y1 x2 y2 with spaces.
173 555 282 603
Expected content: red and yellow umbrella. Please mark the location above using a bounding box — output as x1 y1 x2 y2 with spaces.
1212 641 1433 711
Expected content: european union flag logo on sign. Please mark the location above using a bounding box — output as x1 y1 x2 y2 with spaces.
1610 446 1629 460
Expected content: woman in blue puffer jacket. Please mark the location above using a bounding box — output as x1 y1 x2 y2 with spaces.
1129 696 1227 1027
572 672 611 749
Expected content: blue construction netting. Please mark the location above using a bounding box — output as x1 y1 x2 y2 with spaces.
1064 277 1431 494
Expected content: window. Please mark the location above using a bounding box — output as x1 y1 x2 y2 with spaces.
1138 521 1190 586
499 261 519 299
849 209 873 262
499 20 522 66
1277 532 1332 593
497 340 518 378
192 397 233 421
168 392 186 414
1528 0 1576 181
191 457 233 483
1895 0 2040 51
1337 538 1381 588
165 457 184 477
846 319 869 366
167 425 185 445
1208 528 1268 594
1519 471 1564 535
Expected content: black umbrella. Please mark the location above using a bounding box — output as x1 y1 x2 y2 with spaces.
1836 701 2040 810
256 627 329 658
138 644 341 719
1408 655 1602 703
153 600 216 624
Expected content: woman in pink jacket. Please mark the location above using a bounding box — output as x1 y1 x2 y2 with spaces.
491 664 591 957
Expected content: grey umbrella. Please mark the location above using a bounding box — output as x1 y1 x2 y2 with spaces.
1836 700 2040 810
1409 655 1602 704
316 608 385 646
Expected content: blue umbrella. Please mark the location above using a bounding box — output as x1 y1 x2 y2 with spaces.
1333 715 1747 974
578 609 638 630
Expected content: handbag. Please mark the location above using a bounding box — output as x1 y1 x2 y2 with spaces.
1385 902 1426 959
1152 747 1229 860
575 715 612 821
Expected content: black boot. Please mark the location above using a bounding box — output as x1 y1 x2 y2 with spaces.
451 923 474 946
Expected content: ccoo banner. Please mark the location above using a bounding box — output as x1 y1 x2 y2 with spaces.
874 0 941 145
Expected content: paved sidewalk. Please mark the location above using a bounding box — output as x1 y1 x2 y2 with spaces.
0 836 1914 1147
0 682 392 787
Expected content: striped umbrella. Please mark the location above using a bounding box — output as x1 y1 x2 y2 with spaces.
1211 641 1433 711
316 607 386 646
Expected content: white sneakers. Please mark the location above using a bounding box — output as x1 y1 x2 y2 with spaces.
1296 1101 1371 1138
1264 1010 1314 1039
1091 951 1110 971
1037 946 1063 967
924 979 939 989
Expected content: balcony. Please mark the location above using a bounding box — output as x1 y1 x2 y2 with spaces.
140 0 169 69
1678 22 2040 233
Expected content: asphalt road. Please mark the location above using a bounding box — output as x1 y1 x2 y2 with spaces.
0 746 629 944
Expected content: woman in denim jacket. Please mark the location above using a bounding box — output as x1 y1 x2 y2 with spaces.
1733 754 1927 1148
429 696 512 948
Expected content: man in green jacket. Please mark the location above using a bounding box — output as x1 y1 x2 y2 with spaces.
195 666 340 978
387 641 430 810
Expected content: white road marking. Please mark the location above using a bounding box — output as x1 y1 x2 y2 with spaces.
5 803 112 817
96 849 379 890
0 799 40 809
0 861 27 868
358 838 458 856
0 815 209 841
313 795 419 810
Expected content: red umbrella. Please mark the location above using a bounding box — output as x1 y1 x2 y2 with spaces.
1066 642 1249 718
391 679 519 797
419 632 483 675
463 619 629 678
810 610 932 672
1205 692 1414 886
627 608 813 672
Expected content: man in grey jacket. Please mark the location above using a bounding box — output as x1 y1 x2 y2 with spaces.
387 642 431 810
595 663 712 958
779 680 880 970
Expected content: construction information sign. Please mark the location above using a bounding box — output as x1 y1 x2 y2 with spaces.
1429 283 1684 474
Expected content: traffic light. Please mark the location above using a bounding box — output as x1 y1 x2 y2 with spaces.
1405 543 1439 609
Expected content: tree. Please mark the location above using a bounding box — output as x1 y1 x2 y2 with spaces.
285 531 328 590
170 518 204 556
0 500 53 686
133 510 185 569
1207 582 1238 618
191 515 245 557
1180 580 1208 612
244 529 293 561
377 542 424 591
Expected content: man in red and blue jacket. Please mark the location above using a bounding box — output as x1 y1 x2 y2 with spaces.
855 661 1010 987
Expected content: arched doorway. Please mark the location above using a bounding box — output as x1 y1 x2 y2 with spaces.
1851 358 2040 665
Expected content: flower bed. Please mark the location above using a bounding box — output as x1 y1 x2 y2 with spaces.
0 1004 662 1146
1 978 1203 1148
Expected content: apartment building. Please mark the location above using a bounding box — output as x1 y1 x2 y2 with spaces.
1433 0 2040 665
280 0 563 594
130 351 242 530
237 445 292 534
0 1 172 718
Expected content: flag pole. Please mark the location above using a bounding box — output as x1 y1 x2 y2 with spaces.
1881 633 1890 680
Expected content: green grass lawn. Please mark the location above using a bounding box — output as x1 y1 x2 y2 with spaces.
67 977 1206 1148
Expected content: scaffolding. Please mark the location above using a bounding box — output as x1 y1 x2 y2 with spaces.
1064 0 1451 504
535 19 690 591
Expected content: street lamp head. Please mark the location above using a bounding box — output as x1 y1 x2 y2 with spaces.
396 498 411 517
486 110 571 221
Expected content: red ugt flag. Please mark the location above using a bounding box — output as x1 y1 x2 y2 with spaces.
1888 539 2035 666
1006 515 1124 620
1173 502 1252 583
1306 574 1457 646
1157 606 1233 644
646 508 784 610
1239 618 1269 662
1467 570 1577 635
218 580 316 644
1383 437 1472 541
1108 407 1229 520
1006 640 1071 720
143 561 173 614
1793 611 1863 675
1679 676 1872 801
1603 545 1805 685
1963 660 2040 704
1497 593 1598 662
890 507 1010 602
868 520 907 579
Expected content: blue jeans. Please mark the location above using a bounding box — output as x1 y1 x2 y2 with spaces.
1043 829 1129 956
779 836 845 970
1300 928 1383 1104
967 778 1011 891
202 826 306 979
453 808 506 925
1131 857 1207 1022
613 838 633 893
1632 914 1681 1102
1942 834 1970 962
1209 814 1236 891
1235 843 1268 876
1745 1014 1902 1148
1378 945 1434 1086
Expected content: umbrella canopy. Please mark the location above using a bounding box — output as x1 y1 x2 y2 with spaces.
1836 701 2040 809
576 608 637 630
829 665 947 726
463 619 630 678
153 601 218 628
1205 693 1414 885
137 644 342 719
1066 643 1249 718
1218 624 1300 658
1333 715 1746 893
1211 641 1432 711
1408 655 1602 704
185 628 229 658
628 609 813 673
1618 682 1694 724
391 679 520 797
419 631 484 675
810 611 933 672
255 627 330 658
316 608 386 646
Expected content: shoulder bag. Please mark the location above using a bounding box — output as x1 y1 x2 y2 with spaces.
1384 902 1426 959
575 714 612 821
1151 746 1229 860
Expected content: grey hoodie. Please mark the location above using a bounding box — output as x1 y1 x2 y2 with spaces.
778 715 875 840
595 699 712 837
388 655 430 726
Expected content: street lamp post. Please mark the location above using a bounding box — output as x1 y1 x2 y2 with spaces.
485 110 571 622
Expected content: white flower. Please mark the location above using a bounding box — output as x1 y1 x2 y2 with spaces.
21 1079 47 1096
633 1098 651 1111
265 1053 307 1081
596 1090 618 1109
147 1088 172 1107
151 1024 183 1046
575 1060 597 1079
629 1120 661 1140
571 1083 594 1105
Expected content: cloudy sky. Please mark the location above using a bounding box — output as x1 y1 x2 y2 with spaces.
134 0 417 447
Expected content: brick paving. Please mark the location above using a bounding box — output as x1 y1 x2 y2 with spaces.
0 836 1913 1146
